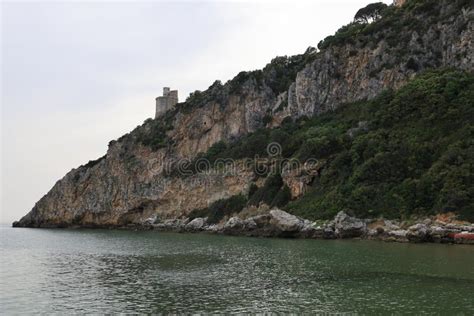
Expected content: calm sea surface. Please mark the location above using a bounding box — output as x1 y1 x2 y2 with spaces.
1 225 473 314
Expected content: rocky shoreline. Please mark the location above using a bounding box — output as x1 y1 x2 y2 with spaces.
73 210 474 245
13 209 474 244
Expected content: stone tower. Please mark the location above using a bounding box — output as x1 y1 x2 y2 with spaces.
155 87 178 118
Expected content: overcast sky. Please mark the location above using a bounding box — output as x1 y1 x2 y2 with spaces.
1 0 391 224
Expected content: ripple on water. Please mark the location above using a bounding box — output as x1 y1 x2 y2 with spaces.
1 228 473 313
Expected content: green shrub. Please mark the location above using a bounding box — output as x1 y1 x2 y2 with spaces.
189 194 248 224
248 173 284 207
318 23 365 50
262 114 272 125
136 111 176 150
354 2 388 23
271 185 292 208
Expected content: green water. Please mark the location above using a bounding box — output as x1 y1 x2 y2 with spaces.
1 226 473 314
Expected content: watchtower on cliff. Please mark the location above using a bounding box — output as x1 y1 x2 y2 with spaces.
155 87 178 118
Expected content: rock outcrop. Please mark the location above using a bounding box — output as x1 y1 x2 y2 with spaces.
186 217 208 231
268 209 304 233
406 223 430 242
334 211 367 238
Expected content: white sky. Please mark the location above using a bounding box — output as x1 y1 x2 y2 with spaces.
1 0 391 223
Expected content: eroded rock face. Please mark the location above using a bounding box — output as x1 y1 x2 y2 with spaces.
281 161 322 199
14 0 473 228
171 86 276 158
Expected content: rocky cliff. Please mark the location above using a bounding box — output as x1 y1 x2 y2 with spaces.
14 0 473 228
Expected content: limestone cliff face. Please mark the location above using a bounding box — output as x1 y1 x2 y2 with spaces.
281 0 473 118
15 0 473 227
171 82 276 158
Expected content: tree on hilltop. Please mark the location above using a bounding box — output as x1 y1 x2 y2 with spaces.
354 2 388 23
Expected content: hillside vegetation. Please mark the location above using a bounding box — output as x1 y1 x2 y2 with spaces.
15 0 473 229
192 70 474 221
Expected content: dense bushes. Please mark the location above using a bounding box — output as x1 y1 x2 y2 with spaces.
285 69 474 221
135 111 176 150
318 23 366 50
270 185 292 208
354 2 388 23
188 194 247 224
227 52 316 96
248 174 290 207
318 0 469 52
180 80 229 113
262 54 316 95
175 126 302 177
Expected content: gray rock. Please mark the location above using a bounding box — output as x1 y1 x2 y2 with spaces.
167 218 189 229
422 218 433 226
367 228 379 238
223 217 245 234
153 218 187 231
323 227 336 239
429 225 464 243
299 220 324 238
142 215 158 226
465 225 474 233
326 220 335 230
222 217 259 235
379 229 408 242
334 211 367 238
446 224 474 233
225 217 244 229
384 220 400 231
186 217 207 231
387 229 408 242
407 223 430 242
390 229 408 237
269 209 304 232
430 226 449 243
249 214 272 227
205 224 220 233
243 218 257 231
